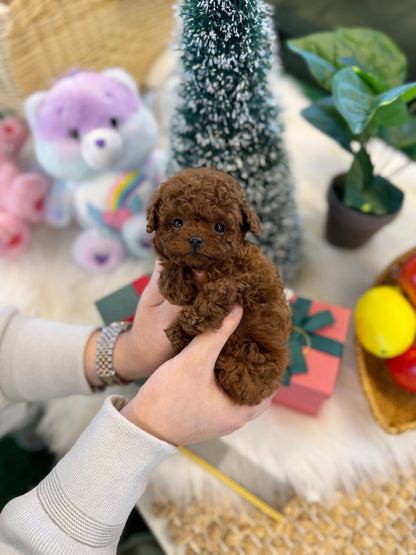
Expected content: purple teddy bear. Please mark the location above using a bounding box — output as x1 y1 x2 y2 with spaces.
24 68 165 272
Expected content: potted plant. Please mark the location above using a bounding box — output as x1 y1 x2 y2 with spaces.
288 27 416 248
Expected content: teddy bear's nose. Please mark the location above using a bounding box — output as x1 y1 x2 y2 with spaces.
189 236 203 250
96 139 106 148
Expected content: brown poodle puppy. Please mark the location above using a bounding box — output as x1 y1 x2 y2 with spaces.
146 167 292 406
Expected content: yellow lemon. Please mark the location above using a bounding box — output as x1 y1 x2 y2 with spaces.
355 285 416 358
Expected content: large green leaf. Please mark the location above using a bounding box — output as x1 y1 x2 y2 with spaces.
368 83 416 132
378 117 416 160
344 148 404 215
344 64 389 94
369 176 404 215
335 28 407 89
377 82 416 105
333 68 416 134
332 68 376 134
372 98 409 128
301 97 353 152
344 148 374 211
288 38 337 90
288 27 407 91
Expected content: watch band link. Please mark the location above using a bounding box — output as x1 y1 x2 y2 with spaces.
95 321 133 387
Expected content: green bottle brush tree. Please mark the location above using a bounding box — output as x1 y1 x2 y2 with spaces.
169 0 301 280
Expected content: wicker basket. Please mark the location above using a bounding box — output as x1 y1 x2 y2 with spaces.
356 247 416 434
0 0 175 113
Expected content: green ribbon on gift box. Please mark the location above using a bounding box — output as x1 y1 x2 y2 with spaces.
282 297 345 386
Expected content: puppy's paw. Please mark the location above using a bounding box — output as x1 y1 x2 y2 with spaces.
179 307 207 335
165 324 191 353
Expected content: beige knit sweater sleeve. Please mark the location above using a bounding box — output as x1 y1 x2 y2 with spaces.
0 306 177 553
0 305 95 409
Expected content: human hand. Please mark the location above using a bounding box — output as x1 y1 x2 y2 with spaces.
111 259 182 381
120 306 273 446
84 259 181 388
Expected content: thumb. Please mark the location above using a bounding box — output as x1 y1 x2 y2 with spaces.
140 258 165 306
178 305 243 366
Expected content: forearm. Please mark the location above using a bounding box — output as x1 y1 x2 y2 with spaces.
0 306 96 403
0 304 172 403
0 395 176 553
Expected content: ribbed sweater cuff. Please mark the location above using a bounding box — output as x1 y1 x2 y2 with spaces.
0 311 95 402
37 395 176 547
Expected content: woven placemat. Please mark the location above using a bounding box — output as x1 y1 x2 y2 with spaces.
152 470 416 554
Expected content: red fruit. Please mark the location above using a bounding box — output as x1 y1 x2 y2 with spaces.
386 345 416 393
398 253 416 308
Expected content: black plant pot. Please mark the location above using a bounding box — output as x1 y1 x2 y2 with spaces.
325 174 403 249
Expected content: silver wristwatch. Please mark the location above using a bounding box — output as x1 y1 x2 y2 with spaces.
96 321 132 387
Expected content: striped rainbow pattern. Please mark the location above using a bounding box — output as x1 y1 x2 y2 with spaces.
107 171 145 212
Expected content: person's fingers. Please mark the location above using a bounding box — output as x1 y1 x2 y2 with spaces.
226 396 273 431
153 258 165 279
140 258 166 307
178 305 243 367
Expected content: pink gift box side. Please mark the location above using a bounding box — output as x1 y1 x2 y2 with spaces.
272 299 351 415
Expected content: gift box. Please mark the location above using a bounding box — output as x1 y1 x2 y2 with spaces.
95 274 150 325
273 296 351 415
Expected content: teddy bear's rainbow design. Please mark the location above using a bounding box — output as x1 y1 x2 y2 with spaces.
87 171 147 231
108 172 146 213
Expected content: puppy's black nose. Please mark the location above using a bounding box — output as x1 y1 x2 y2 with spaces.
189 236 203 250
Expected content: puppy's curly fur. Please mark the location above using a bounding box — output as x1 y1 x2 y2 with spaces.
146 167 292 405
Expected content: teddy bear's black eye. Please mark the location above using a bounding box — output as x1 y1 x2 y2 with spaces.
69 129 79 140
173 218 184 229
110 118 119 128
214 223 225 233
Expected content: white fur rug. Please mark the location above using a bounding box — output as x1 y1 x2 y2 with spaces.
1 72 416 509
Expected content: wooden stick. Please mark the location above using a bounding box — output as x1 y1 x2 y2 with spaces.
178 446 283 523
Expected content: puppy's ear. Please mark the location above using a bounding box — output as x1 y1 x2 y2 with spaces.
146 188 161 233
241 201 261 235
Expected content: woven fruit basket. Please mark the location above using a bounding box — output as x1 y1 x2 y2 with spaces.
356 247 416 434
0 0 175 113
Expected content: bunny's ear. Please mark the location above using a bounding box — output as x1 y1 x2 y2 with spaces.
146 188 162 233
241 201 261 235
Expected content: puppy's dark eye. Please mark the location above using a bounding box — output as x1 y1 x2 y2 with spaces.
110 118 119 128
69 129 79 140
214 223 225 233
173 218 184 229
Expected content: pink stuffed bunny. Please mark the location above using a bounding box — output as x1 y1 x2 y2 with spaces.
0 116 50 257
